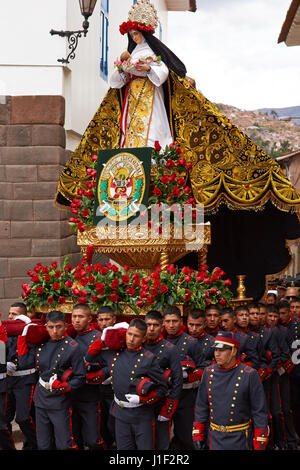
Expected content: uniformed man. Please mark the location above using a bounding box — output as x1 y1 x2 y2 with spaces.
70 303 106 450
144 310 183 450
289 297 300 319
162 306 204 450
193 331 269 450
266 304 298 449
204 305 221 337
186 309 215 367
90 306 118 449
248 302 281 449
5 302 37 450
0 315 15 450
109 318 168 450
278 299 300 442
220 307 261 370
18 310 86 450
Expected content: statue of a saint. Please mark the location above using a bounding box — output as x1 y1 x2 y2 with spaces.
55 0 300 300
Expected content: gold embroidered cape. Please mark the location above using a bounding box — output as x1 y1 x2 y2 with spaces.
55 70 300 217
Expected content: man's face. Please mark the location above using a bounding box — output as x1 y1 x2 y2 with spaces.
187 316 206 338
220 314 235 332
72 309 91 332
259 306 267 325
8 306 26 320
267 312 279 327
46 320 67 341
248 308 260 327
285 288 299 302
235 310 249 329
145 318 163 342
126 326 145 350
266 295 276 305
290 301 300 318
205 309 220 330
97 313 116 332
163 314 182 336
279 307 290 325
214 346 236 369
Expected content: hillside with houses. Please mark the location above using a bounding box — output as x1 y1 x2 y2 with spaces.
215 103 300 158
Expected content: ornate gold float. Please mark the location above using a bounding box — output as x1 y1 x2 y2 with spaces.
77 222 211 273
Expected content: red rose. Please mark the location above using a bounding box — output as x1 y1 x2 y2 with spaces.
166 159 174 169
82 209 90 217
31 274 40 283
51 262 58 270
184 289 191 301
96 282 105 290
65 280 73 288
150 288 158 297
54 271 61 278
122 275 130 285
153 188 162 197
42 266 49 274
47 296 54 304
52 282 61 290
126 288 135 295
111 279 119 290
224 279 231 286
154 140 161 152
160 285 168 294
58 296 66 304
35 287 44 294
137 299 144 308
210 287 217 294
110 293 119 303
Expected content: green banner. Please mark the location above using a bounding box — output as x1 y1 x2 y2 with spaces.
93 147 152 226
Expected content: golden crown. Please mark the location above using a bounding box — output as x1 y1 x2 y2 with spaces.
119 0 159 35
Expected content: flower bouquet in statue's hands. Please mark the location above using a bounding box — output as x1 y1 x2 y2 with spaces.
114 55 162 72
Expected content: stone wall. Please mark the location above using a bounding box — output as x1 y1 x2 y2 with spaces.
0 95 81 316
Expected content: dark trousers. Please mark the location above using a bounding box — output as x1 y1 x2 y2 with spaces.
6 384 37 449
264 374 285 448
171 388 196 450
278 373 297 447
99 385 115 448
71 399 104 450
35 406 75 450
155 418 172 450
0 392 15 450
115 417 155 450
290 374 300 440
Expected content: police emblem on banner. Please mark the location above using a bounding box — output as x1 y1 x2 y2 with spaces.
93 148 152 225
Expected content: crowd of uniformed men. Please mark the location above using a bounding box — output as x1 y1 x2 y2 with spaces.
0 285 299 451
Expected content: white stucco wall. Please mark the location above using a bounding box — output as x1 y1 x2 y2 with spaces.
0 0 170 146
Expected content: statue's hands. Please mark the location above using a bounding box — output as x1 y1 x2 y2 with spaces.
135 63 151 72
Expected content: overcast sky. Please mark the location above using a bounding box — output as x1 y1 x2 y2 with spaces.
167 0 300 110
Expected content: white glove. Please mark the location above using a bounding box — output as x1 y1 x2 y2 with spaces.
101 322 129 342
7 362 17 374
102 377 112 385
21 323 37 336
182 370 188 379
48 374 58 390
125 393 140 404
157 415 170 422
